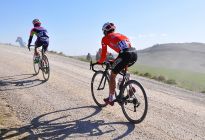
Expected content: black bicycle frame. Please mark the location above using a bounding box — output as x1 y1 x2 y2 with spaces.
91 61 129 96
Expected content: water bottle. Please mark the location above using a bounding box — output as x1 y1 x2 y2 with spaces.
117 78 123 90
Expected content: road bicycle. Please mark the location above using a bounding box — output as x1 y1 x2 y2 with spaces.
90 61 148 124
29 45 50 81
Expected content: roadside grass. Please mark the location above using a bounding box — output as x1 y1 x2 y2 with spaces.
129 64 205 93
76 57 90 62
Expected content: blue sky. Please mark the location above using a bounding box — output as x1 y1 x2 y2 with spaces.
0 0 205 55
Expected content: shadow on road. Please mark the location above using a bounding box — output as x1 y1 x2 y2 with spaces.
0 105 135 140
0 73 46 91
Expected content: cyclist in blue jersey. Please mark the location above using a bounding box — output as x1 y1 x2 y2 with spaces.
27 19 49 62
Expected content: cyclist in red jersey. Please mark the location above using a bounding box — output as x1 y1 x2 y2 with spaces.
98 22 138 106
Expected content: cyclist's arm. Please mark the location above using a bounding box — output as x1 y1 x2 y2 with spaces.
28 29 36 46
98 41 107 64
28 36 33 46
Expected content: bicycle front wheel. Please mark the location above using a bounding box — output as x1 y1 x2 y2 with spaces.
91 71 109 107
121 80 148 124
41 55 50 81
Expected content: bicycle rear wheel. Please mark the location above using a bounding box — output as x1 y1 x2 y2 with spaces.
91 71 109 107
33 55 40 75
41 55 50 81
121 80 148 124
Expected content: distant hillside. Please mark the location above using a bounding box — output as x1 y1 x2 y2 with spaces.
137 43 205 73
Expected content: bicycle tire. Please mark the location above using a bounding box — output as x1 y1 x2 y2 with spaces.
120 80 148 124
33 55 40 75
41 55 50 81
91 71 109 107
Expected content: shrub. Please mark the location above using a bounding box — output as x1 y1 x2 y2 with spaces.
151 76 158 80
201 91 205 93
78 57 89 62
48 50 58 54
134 71 139 75
143 72 152 78
166 79 177 85
157 75 166 82
58 52 65 55
139 73 144 76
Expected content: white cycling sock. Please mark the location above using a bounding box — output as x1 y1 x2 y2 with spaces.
109 94 114 102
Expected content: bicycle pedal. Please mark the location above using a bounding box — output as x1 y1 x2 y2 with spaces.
113 99 117 102
136 103 140 107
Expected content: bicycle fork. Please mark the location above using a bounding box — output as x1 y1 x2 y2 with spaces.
97 74 107 90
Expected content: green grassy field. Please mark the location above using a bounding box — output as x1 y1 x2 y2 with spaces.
64 56 205 93
129 64 205 93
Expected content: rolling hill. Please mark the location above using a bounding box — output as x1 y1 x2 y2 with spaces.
137 42 205 74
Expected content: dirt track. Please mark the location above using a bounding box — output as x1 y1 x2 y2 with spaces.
0 45 205 140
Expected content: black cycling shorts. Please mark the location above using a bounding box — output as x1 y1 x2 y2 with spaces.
111 47 138 74
35 38 49 52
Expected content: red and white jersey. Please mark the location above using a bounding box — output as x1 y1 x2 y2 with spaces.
98 32 131 63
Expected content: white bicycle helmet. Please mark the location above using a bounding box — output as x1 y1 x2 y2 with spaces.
102 22 116 35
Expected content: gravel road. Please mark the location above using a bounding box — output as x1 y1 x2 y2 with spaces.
0 44 205 140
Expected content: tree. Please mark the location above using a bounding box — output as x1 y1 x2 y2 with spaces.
86 53 92 61
16 37 26 47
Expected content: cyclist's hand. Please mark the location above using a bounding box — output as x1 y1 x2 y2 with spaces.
91 61 99 65
103 61 112 68
103 61 110 65
96 61 100 65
